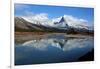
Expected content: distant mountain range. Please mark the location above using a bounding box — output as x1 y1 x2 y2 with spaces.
15 16 94 34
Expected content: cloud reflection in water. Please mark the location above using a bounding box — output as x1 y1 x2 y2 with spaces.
21 38 93 51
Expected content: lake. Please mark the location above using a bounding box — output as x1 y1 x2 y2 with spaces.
15 34 94 65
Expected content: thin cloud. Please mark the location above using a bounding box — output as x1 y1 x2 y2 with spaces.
15 4 30 11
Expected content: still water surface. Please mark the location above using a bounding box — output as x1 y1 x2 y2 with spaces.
15 36 94 65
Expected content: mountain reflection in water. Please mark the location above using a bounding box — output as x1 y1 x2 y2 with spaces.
15 37 94 65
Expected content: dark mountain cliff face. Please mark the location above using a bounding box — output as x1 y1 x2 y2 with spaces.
15 17 43 31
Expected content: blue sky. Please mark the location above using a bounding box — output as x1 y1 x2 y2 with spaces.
15 3 94 25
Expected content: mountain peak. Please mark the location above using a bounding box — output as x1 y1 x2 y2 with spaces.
59 16 65 23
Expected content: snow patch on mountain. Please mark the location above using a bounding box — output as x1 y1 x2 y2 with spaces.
63 15 89 29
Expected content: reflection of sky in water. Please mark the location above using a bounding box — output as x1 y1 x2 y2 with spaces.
15 37 94 65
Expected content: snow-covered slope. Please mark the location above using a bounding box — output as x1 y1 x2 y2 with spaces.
22 15 89 30
22 16 68 29
52 15 89 30
63 15 89 29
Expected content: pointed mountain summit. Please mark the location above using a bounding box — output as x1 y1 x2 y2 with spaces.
54 16 66 24
59 16 65 23
58 16 69 29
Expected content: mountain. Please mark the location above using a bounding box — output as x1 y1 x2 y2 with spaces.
54 16 93 34
15 16 94 34
15 17 44 31
54 16 88 29
15 17 67 32
54 17 69 29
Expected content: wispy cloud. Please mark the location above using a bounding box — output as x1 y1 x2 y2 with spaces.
15 4 29 11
